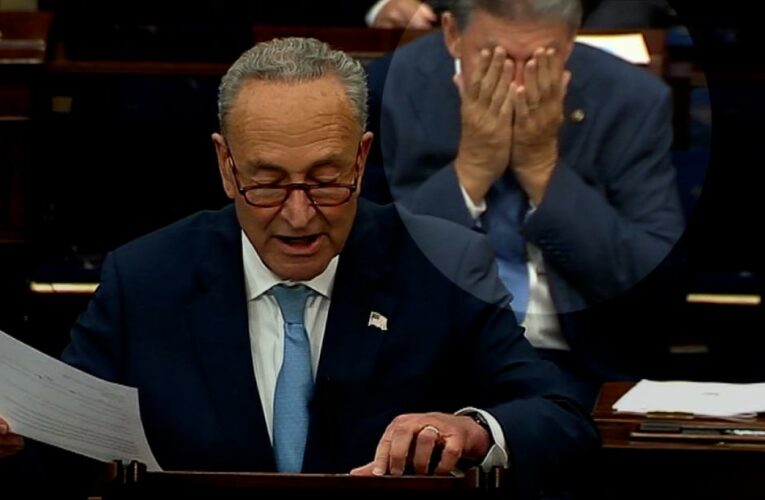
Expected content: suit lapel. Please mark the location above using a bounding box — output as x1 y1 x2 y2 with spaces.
186 205 275 471
303 202 401 472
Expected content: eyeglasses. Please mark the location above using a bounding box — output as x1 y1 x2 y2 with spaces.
226 145 360 208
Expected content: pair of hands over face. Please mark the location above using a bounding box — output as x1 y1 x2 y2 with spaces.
0 412 489 476
455 45 571 206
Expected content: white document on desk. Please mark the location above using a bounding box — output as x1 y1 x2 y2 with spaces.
0 329 161 470
575 33 651 65
612 379 765 418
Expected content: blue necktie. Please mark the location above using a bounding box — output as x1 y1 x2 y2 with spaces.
271 284 313 473
482 175 530 323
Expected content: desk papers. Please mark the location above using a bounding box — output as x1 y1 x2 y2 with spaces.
575 33 651 65
0 329 161 470
613 379 765 418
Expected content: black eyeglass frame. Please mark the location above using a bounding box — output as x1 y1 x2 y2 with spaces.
225 143 361 208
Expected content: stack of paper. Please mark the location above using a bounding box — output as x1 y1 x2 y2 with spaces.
613 379 765 418
0 329 161 469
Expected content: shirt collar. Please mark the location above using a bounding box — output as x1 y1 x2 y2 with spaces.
241 230 338 301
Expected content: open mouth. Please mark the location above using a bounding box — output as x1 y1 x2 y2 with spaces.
277 234 320 246
275 234 323 255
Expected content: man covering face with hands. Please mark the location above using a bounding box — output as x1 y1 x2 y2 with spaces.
366 0 686 407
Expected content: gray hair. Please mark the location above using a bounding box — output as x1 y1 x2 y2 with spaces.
450 0 582 33
217 37 368 135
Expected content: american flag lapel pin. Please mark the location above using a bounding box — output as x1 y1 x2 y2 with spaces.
368 311 388 331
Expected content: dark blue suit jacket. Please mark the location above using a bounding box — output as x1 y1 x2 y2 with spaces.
5 201 597 498
364 32 686 379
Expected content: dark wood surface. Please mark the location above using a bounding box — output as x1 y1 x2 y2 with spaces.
583 382 765 499
98 465 505 499
44 25 669 75
124 470 479 491
594 381 765 452
0 12 53 239
252 25 432 62
0 11 53 115
0 11 53 63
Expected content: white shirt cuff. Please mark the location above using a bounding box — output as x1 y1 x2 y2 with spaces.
456 407 509 470
460 183 488 220
366 0 392 26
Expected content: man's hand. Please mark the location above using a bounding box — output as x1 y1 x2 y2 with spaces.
349 412 491 476
372 0 437 29
511 47 571 205
0 417 24 459
454 47 517 204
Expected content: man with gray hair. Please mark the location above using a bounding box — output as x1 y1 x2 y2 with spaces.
365 0 685 407
0 37 597 498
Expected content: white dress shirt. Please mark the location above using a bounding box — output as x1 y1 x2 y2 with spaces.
242 231 337 442
459 185 570 351
241 231 508 468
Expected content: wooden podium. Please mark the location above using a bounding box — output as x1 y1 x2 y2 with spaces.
583 382 765 499
102 461 510 499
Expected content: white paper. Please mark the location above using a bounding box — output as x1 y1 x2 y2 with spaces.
575 33 651 65
0 329 161 470
613 379 765 418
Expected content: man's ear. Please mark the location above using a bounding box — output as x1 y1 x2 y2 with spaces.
441 12 463 60
212 132 237 200
356 131 375 188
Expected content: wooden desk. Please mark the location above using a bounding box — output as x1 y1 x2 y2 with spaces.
0 10 53 341
97 463 504 500
584 382 765 499
0 11 52 234
251 26 668 76
0 11 52 64
252 25 432 65
0 11 54 235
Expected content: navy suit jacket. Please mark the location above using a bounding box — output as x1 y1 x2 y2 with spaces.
5 201 597 498
364 32 686 379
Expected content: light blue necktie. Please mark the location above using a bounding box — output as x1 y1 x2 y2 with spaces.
483 175 530 323
271 284 313 473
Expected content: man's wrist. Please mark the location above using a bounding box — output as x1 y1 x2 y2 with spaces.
454 158 499 204
512 155 557 205
462 413 493 460
455 408 509 470
459 182 487 220
512 141 558 173
470 412 492 434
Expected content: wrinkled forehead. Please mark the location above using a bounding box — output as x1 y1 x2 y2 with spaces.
225 78 361 172
230 77 353 121
226 78 360 145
